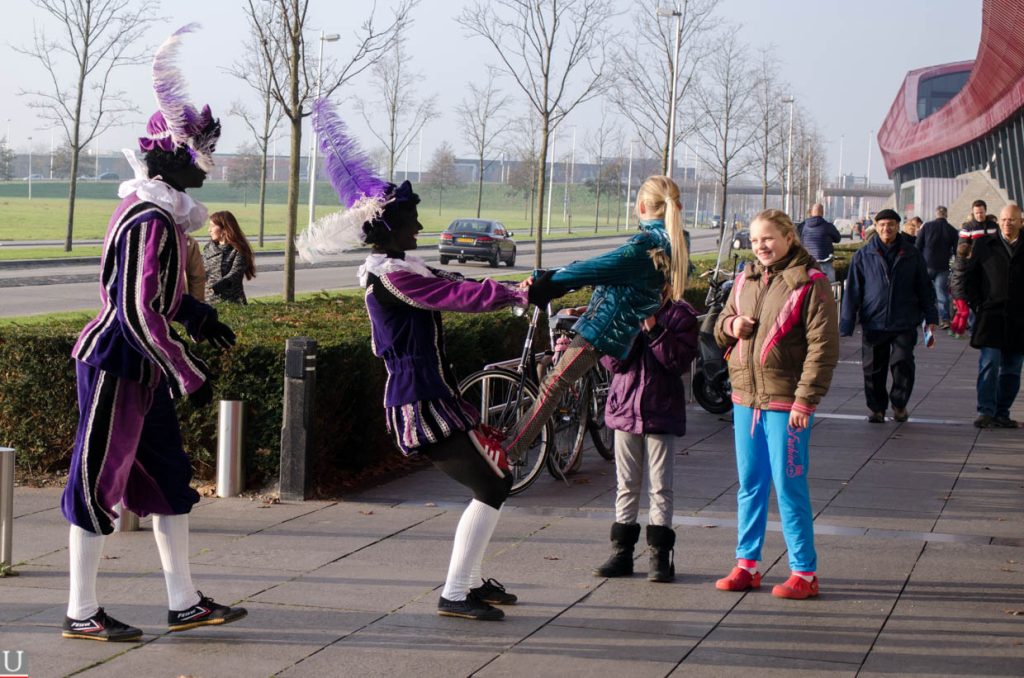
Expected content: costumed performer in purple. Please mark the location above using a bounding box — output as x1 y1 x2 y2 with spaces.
61 24 246 642
297 99 526 622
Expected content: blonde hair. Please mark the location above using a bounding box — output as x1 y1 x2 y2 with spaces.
752 208 801 244
636 175 688 301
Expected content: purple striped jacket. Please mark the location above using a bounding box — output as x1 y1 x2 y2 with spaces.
72 193 213 398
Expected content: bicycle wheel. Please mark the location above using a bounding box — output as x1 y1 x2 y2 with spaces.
587 364 615 460
546 374 590 478
458 368 551 495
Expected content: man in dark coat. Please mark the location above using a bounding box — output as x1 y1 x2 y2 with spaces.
951 204 1024 428
915 206 959 328
841 209 938 423
797 203 842 281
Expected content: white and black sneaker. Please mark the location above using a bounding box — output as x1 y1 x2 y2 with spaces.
437 591 504 620
62 608 143 642
168 591 247 632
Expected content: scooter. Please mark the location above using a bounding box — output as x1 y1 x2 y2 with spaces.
691 235 740 415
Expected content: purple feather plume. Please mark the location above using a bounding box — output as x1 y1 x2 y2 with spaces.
313 98 388 207
152 24 199 150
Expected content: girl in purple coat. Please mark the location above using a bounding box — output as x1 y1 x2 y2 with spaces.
592 292 699 582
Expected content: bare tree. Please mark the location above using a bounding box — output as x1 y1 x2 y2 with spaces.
226 4 286 247
611 0 719 175
357 40 437 183
0 140 14 181
246 0 413 301
750 52 786 210
692 38 758 242
584 113 619 233
15 0 160 251
456 69 511 218
226 143 264 207
424 142 462 215
459 0 617 267
503 109 542 236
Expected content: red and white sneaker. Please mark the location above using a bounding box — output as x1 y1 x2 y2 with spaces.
469 426 510 478
772 574 819 599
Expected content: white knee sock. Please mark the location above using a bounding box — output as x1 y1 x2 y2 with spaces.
152 514 201 611
67 525 106 620
441 500 501 601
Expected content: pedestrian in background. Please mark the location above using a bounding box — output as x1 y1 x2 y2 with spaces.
592 287 698 583
902 216 922 245
915 206 959 329
841 209 937 423
951 203 1024 429
714 209 838 600
185 235 205 301
203 210 255 304
797 203 842 282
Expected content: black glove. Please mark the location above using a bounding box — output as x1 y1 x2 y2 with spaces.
188 380 214 408
527 269 568 308
204 318 236 349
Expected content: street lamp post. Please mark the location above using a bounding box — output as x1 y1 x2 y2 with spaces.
657 3 684 180
782 95 795 214
307 31 340 229
27 137 33 200
625 139 635 229
545 134 556 235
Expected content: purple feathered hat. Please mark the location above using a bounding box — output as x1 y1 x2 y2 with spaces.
296 98 419 262
138 23 220 172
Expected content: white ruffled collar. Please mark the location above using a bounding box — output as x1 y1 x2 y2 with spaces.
117 149 208 232
358 252 433 287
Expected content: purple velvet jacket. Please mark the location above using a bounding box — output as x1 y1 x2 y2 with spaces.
360 253 527 407
599 300 699 436
72 193 214 398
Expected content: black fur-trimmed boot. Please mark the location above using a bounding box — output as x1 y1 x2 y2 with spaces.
646 525 676 582
592 522 641 577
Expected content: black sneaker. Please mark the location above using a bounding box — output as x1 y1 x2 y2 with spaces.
893 408 909 422
470 578 518 605
975 415 996 428
168 591 248 632
992 416 1019 429
437 592 504 620
62 608 142 642
867 411 885 423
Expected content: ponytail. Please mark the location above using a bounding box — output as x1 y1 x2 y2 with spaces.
636 175 688 301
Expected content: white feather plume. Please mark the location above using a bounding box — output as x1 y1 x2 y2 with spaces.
296 194 386 263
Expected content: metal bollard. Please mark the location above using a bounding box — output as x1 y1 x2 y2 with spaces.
1 447 15 575
115 502 139 532
280 337 317 501
217 400 245 497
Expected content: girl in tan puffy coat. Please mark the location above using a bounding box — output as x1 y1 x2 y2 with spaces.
713 209 839 600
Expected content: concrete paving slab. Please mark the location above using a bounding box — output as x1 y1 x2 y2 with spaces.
673 648 859 677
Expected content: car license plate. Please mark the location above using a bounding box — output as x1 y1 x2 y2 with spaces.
456 237 475 244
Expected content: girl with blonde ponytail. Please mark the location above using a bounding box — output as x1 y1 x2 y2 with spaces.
481 179 699 570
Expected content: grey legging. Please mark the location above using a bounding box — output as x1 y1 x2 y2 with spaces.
505 335 600 459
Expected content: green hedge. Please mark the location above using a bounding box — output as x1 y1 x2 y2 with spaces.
0 243 858 492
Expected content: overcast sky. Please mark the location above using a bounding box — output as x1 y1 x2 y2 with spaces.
0 0 981 183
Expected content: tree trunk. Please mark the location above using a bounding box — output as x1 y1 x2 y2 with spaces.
284 112 301 302
476 154 484 217
593 162 602 234
533 123 550 269
64 31 90 252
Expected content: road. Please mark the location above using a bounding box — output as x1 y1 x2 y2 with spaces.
0 230 722 317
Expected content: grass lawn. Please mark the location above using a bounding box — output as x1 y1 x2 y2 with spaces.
0 181 635 246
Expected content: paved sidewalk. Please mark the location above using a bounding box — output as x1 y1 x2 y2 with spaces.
2 333 1022 677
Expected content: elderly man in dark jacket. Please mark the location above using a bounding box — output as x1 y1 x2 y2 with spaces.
798 203 842 281
841 209 938 423
950 204 1024 428
915 205 959 328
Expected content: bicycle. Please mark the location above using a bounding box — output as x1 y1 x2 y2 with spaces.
457 304 605 494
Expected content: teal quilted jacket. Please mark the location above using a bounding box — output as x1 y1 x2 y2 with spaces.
550 220 671 359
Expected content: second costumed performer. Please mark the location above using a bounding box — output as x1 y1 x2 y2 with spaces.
297 99 525 621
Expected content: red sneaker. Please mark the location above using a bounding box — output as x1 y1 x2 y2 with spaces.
715 567 761 591
771 574 819 599
469 427 510 478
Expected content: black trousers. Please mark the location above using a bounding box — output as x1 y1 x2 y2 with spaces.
419 433 513 510
861 329 917 413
